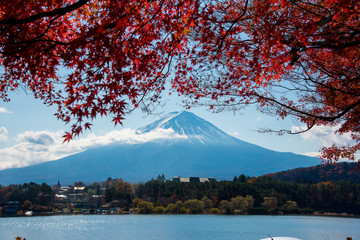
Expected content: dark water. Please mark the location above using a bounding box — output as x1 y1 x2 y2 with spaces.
0 215 359 240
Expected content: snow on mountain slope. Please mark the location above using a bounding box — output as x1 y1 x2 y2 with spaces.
0 111 320 185
137 111 239 145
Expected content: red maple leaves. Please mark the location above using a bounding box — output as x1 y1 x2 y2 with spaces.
1 0 359 163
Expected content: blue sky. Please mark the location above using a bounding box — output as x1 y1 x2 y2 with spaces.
0 88 354 170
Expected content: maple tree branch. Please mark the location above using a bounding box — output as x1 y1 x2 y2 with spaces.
256 92 360 123
258 120 316 136
292 1 334 23
298 62 359 98
0 0 90 25
0 17 66 56
129 0 166 39
310 39 360 50
216 0 248 52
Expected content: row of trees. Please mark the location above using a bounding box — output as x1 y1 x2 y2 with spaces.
1 176 360 215
0 182 54 212
135 176 360 214
136 195 257 215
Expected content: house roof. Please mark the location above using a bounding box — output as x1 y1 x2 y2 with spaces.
171 176 216 183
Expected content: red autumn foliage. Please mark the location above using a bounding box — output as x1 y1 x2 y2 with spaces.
1 0 359 163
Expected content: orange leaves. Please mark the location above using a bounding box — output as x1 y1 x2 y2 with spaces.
320 143 359 164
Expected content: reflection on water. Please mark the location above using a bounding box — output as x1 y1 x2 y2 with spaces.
0 215 359 240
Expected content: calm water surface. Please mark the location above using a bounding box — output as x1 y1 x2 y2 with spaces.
0 215 359 240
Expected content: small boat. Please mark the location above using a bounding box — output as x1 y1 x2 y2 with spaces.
260 237 302 240
25 211 33 216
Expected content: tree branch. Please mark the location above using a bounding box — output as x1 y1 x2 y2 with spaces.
217 0 248 52
0 0 90 25
256 93 360 123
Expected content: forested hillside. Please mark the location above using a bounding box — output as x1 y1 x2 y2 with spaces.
135 176 360 215
266 163 360 183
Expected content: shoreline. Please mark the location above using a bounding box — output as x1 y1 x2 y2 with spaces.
1 211 359 219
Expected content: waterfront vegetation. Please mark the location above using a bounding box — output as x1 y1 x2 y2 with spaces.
1 175 360 217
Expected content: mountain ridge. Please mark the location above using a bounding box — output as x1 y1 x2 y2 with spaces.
0 111 320 185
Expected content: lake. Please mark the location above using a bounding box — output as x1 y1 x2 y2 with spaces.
0 215 359 240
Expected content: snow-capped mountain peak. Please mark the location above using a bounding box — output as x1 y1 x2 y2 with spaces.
0 111 320 184
137 111 238 144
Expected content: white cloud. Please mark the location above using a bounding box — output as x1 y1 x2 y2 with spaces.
292 125 355 147
0 127 8 141
17 131 56 145
229 131 242 139
302 152 321 158
293 125 359 162
0 128 187 170
0 107 12 114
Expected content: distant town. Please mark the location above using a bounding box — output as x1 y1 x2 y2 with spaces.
1 170 360 217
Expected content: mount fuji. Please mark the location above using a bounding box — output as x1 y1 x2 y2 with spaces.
0 111 320 184
138 111 240 145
